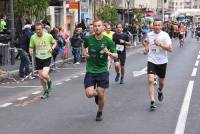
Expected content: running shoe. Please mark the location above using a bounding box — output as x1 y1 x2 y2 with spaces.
158 88 164 102
115 73 120 82
41 90 49 99
96 111 103 121
150 101 157 111
120 77 124 84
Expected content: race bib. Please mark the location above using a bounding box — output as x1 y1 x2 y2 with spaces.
180 32 184 34
116 44 124 51
38 50 48 57
151 45 160 53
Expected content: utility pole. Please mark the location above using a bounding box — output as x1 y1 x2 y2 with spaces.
162 0 165 22
94 0 96 18
10 0 15 65
127 0 130 24
63 0 67 32
78 0 80 24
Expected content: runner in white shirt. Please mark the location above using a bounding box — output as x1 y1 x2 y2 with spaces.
142 18 172 111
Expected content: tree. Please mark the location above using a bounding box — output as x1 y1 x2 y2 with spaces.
134 13 143 25
96 2 118 23
15 0 49 21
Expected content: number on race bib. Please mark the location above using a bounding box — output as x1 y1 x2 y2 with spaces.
38 50 48 57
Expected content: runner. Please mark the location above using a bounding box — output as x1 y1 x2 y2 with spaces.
83 19 117 121
195 24 200 41
113 23 131 84
103 24 115 69
178 23 185 47
103 24 115 40
29 22 57 99
142 18 172 111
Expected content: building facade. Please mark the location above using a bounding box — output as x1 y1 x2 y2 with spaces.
115 0 157 9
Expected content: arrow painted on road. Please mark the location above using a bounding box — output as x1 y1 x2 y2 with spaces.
133 67 147 77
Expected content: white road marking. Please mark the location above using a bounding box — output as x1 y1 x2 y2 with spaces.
32 91 42 95
61 68 82 70
55 82 62 86
72 75 79 78
0 103 13 108
195 60 199 67
0 86 15 88
17 96 28 101
80 72 86 75
174 80 194 134
133 67 147 77
191 68 197 77
64 79 71 82
197 55 200 59
0 86 41 88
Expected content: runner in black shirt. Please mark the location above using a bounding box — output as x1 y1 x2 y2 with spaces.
113 23 131 84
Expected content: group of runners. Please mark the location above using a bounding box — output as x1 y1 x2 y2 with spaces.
29 17 172 121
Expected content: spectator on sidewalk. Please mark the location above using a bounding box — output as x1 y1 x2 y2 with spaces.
58 26 69 42
50 27 66 69
0 14 7 32
70 27 83 64
19 19 33 78
85 24 94 37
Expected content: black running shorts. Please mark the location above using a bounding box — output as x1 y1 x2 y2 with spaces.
147 62 167 78
114 52 126 66
179 34 184 40
84 72 109 89
35 57 51 70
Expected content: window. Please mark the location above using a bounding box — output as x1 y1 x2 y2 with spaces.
82 0 88 2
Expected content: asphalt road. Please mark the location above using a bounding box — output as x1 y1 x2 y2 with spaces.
0 37 200 134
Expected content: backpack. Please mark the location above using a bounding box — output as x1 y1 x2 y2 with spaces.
57 35 66 48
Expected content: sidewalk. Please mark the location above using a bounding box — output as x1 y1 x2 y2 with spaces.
0 55 73 82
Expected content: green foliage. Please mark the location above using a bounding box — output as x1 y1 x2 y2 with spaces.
15 0 49 21
134 13 143 25
96 4 118 23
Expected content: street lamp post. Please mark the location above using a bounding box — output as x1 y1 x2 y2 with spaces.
63 0 67 32
162 0 165 22
78 0 80 24
10 0 15 65
94 0 96 18
127 0 130 24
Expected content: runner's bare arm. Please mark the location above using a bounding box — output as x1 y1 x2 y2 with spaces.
154 40 172 52
83 48 90 59
158 43 172 52
29 48 33 55
103 47 118 59
51 42 57 50
142 39 149 54
119 39 131 46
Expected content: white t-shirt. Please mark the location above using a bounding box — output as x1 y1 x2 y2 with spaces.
147 31 172 64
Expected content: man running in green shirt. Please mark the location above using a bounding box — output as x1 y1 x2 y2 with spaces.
83 19 117 121
29 22 57 99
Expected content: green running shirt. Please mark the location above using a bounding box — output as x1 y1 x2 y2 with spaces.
30 32 55 59
84 35 116 73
